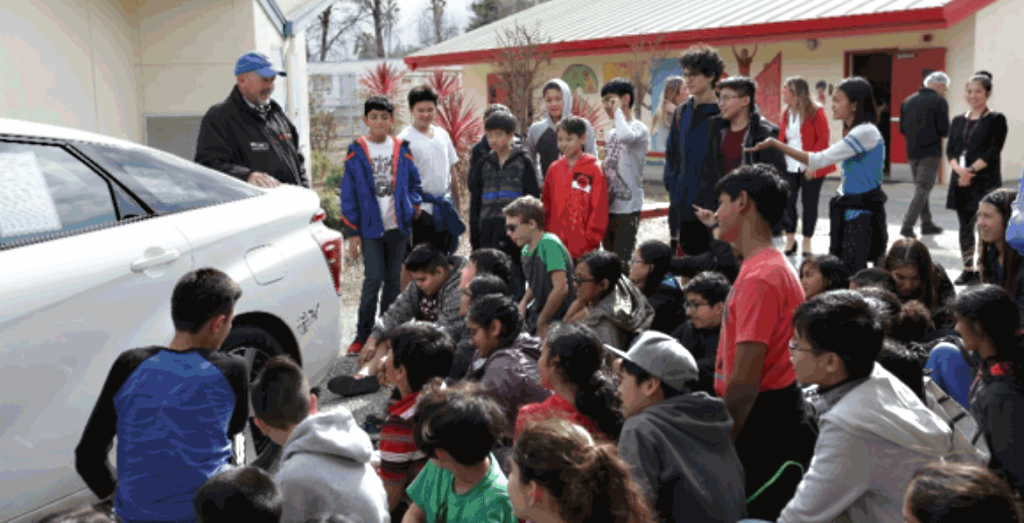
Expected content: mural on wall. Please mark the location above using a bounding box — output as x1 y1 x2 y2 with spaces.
647 58 682 153
733 44 759 77
755 52 783 126
562 64 599 95
602 62 629 83
486 73 509 105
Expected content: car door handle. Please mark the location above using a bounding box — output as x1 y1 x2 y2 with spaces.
131 249 181 272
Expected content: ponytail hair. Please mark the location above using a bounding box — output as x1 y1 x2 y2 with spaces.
513 419 653 523
545 322 625 439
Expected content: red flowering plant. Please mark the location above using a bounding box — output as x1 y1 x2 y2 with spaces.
428 71 483 213
571 96 607 137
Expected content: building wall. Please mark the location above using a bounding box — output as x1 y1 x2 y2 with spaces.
973 0 1024 179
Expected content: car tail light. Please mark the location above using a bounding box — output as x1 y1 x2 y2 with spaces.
312 209 342 295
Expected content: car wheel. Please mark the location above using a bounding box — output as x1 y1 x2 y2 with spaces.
220 325 287 470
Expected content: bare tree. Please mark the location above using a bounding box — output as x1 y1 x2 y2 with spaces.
491 22 552 134
417 0 460 47
622 35 672 119
468 0 540 31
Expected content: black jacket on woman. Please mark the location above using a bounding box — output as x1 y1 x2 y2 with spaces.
970 359 1024 495
645 277 686 335
946 111 1009 213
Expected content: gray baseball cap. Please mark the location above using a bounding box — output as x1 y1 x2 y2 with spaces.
606 331 698 391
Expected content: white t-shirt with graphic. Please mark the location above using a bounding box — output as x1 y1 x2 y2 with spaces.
398 124 457 215
367 137 398 231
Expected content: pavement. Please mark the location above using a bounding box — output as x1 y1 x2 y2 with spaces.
315 176 1020 421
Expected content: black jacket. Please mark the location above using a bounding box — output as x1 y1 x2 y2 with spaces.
468 146 540 251
712 107 788 178
946 111 1009 212
829 186 888 266
970 360 1024 495
671 321 721 396
646 278 686 336
195 86 307 187
899 87 949 159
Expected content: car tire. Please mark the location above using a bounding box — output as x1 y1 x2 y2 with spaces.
220 324 287 470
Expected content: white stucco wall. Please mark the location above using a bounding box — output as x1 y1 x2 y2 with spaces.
973 0 1024 180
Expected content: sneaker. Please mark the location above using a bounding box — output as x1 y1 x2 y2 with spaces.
327 375 380 397
921 222 945 235
953 271 981 286
346 340 364 355
900 226 917 239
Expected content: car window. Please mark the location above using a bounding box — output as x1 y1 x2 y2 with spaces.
89 143 260 214
0 141 118 248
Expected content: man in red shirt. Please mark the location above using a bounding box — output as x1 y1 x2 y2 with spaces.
711 163 816 520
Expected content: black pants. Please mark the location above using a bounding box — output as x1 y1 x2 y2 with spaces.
734 383 817 520
677 218 713 256
957 207 978 268
783 171 825 237
411 212 455 254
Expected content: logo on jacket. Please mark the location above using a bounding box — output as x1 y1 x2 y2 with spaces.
250 142 269 151
572 173 592 193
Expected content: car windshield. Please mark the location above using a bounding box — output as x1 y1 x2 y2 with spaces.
89 143 261 214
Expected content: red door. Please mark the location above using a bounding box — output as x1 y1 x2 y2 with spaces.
890 48 946 165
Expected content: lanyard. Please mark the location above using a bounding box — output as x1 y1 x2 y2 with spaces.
962 109 989 147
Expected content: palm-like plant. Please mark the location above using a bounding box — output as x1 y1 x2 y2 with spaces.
358 61 405 99
571 96 607 133
428 71 483 213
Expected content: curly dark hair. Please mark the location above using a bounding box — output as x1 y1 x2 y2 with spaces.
679 44 726 88
542 322 624 439
513 419 654 523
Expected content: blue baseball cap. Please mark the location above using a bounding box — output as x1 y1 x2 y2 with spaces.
234 51 286 78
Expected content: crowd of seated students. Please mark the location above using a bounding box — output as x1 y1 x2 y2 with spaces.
59 66 1024 523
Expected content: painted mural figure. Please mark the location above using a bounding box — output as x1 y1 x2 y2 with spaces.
732 44 758 77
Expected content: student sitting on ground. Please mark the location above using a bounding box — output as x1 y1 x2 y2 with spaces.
378 322 455 520
883 238 956 311
670 271 730 395
564 250 654 351
504 195 575 338
903 462 1024 523
194 466 282 523
461 247 523 302
611 331 746 523
465 294 551 433
252 357 388 523
849 267 898 294
799 254 850 300
516 322 625 441
952 284 1024 496
628 240 686 335
978 188 1024 322
329 244 466 397
509 419 654 523
453 274 509 380
405 383 517 523
779 290 953 523
75 269 248 523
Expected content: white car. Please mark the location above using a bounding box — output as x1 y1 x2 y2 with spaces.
0 118 343 522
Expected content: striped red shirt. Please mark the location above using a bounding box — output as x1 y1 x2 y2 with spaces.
378 391 427 485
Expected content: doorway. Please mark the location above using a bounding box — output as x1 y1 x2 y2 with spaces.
849 51 893 176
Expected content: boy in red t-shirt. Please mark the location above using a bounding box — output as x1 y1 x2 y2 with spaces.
708 163 816 520
542 116 608 259
378 322 455 521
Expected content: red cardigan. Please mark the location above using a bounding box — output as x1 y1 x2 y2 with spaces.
778 106 836 178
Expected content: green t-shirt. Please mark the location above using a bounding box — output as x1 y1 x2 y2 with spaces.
406 455 516 523
521 233 575 331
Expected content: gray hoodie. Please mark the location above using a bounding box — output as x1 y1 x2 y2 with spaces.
275 409 390 523
619 392 747 523
779 364 954 523
583 275 655 350
525 78 597 183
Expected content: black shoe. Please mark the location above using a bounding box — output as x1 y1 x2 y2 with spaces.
784 243 798 256
921 222 944 235
954 271 981 285
327 375 381 397
361 414 387 434
900 226 917 239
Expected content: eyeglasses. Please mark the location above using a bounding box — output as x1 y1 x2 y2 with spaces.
718 94 743 104
460 288 472 298
575 276 596 284
628 257 646 265
505 223 521 233
684 301 710 310
789 340 825 353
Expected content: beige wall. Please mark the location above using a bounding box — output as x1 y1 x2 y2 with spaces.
973 0 1024 179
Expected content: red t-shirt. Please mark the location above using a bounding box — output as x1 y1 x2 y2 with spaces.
514 393 604 441
714 248 804 397
722 128 745 177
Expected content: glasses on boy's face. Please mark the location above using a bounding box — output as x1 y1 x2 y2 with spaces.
684 301 710 310
628 257 646 265
789 340 823 353
505 222 522 233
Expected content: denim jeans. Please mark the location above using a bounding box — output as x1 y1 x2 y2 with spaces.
356 229 408 341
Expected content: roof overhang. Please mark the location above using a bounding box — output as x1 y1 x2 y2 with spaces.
257 0 338 37
405 0 994 70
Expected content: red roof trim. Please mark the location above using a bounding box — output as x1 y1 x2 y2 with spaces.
405 5 982 70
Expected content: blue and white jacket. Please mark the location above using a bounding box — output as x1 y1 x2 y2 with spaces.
340 136 423 239
808 123 885 221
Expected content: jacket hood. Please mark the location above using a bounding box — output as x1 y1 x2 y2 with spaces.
545 78 573 124
823 364 953 458
638 392 734 445
281 409 374 466
483 146 529 166
554 152 598 171
592 275 655 331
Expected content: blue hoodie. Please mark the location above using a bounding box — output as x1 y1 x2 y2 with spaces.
340 136 423 239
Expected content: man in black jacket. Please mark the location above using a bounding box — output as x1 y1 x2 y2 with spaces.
899 71 950 238
714 76 788 185
195 51 307 188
